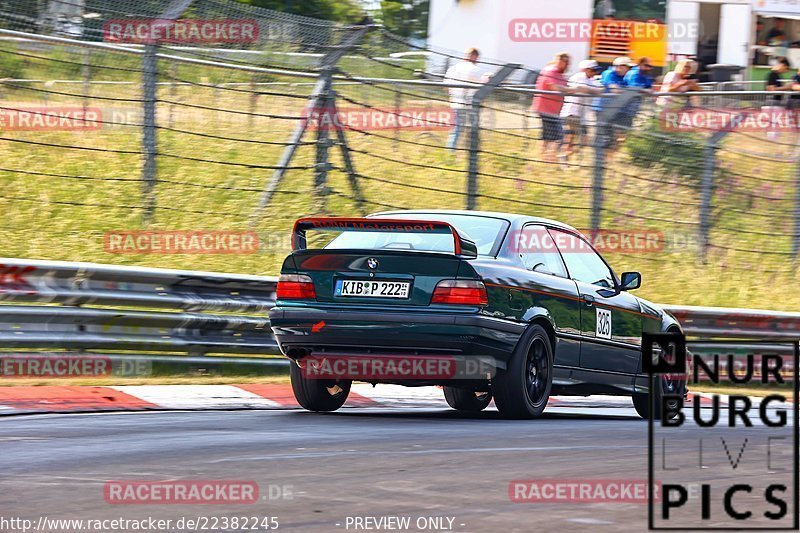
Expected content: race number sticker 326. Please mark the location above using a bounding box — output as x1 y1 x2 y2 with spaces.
596 308 612 339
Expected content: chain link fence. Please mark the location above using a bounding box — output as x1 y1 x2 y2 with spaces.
0 0 798 309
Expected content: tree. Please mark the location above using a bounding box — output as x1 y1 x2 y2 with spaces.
376 0 429 39
235 0 365 23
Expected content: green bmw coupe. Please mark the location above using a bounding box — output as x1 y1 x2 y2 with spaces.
270 210 684 419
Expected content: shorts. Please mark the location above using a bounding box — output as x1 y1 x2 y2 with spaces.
563 115 588 139
539 113 564 142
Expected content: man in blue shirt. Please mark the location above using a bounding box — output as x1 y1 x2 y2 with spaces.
624 57 655 89
620 57 654 130
601 56 634 90
596 57 635 157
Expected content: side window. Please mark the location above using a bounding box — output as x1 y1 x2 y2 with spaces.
548 229 615 288
516 224 568 277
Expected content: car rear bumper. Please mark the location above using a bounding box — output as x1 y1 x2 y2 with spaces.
269 306 525 369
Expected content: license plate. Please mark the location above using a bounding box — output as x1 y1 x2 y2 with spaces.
335 279 411 299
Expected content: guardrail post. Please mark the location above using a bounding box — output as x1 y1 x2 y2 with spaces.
591 89 642 233
466 63 520 210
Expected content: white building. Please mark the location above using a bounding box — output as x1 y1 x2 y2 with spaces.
427 0 790 79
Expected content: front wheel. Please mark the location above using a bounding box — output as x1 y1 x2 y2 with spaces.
493 325 553 419
290 360 351 412
633 373 684 420
443 387 492 412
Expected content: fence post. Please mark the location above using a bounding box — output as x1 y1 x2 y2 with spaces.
249 73 258 131
168 62 177 128
81 48 91 116
140 0 196 223
699 129 733 262
141 43 158 223
466 63 519 210
591 89 643 233
313 67 335 214
793 157 800 262
252 21 373 222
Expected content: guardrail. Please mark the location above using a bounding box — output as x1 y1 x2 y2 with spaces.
0 259 797 369
0 258 283 367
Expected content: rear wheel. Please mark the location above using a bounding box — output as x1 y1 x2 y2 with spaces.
493 324 553 419
443 387 492 412
290 361 351 412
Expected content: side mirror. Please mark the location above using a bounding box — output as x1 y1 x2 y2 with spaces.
620 271 641 291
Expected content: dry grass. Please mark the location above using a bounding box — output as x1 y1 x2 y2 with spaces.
1 45 798 311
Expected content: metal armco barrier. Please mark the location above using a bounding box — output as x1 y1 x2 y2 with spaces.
0 258 282 363
662 305 800 340
0 259 797 365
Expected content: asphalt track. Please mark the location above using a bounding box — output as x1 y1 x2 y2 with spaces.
1 403 796 533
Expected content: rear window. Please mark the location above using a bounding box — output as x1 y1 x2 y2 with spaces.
324 214 508 256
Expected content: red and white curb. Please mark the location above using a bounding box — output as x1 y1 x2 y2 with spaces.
0 384 767 417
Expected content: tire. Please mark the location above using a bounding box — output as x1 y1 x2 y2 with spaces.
290 360 351 412
443 387 492 412
633 373 685 420
492 324 553 419
633 337 686 420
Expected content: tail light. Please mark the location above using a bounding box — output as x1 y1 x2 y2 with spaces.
431 279 488 306
277 274 317 300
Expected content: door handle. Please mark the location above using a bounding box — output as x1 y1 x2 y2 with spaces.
582 294 595 307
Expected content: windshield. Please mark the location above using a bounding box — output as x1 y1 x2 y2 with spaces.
325 214 509 256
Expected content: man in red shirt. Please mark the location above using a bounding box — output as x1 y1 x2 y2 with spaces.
533 52 573 163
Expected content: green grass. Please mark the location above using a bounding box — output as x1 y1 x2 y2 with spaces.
1 44 799 310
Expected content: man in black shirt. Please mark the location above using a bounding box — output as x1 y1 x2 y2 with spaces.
767 57 790 104
789 67 800 110
766 19 787 43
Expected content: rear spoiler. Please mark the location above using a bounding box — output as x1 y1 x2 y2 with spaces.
291 217 478 259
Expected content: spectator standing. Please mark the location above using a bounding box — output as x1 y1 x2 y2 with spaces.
560 59 603 161
766 57 791 140
766 57 790 99
533 52 573 163
766 19 786 42
657 60 701 107
619 56 654 131
789 65 800 110
597 56 635 157
443 48 484 152
624 57 655 89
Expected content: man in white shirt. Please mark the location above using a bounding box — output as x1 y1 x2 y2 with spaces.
560 59 603 160
443 48 484 151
